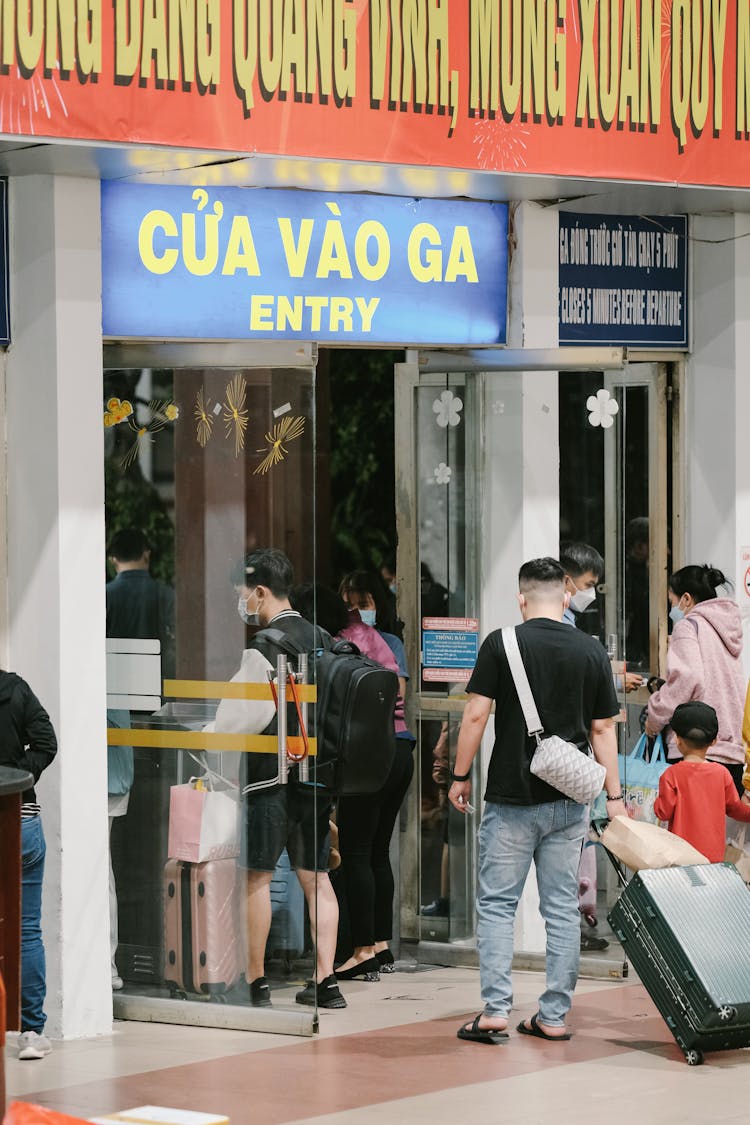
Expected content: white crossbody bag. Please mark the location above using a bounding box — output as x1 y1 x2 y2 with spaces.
502 626 606 805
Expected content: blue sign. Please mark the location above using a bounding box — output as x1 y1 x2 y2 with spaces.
559 214 687 348
0 179 9 346
422 630 479 669
102 185 508 344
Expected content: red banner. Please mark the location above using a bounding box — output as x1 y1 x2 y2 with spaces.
1 0 748 188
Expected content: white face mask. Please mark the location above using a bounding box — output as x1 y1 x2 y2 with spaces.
238 592 259 625
669 605 684 624
569 586 596 613
358 608 377 627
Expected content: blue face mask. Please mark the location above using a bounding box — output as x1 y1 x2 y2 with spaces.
359 608 377 627
669 605 684 624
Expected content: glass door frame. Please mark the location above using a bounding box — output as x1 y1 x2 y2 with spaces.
603 362 669 682
394 346 633 963
103 339 320 1037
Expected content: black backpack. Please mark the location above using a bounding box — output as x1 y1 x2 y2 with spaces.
254 627 397 796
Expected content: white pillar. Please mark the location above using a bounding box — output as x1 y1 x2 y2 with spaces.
481 202 560 954
690 213 750 670
6 174 111 1037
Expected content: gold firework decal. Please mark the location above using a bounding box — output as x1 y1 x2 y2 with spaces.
121 422 151 469
194 387 214 447
223 374 249 457
254 416 306 475
120 400 179 468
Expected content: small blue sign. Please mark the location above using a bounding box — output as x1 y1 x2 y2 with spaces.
0 179 9 345
102 185 508 344
422 631 480 669
559 214 687 348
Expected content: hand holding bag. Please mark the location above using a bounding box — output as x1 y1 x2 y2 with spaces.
502 626 606 805
601 815 709 870
168 769 240 863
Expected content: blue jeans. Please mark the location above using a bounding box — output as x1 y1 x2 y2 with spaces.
477 799 587 1027
21 815 47 1033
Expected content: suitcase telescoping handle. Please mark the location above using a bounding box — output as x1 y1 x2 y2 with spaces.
590 816 629 889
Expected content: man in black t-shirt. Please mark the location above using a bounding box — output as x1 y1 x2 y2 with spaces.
449 558 624 1045
217 548 345 1011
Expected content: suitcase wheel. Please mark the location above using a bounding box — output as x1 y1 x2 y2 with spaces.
718 1005 737 1022
684 1048 703 1066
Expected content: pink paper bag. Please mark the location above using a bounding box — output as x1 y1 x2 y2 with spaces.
167 780 240 863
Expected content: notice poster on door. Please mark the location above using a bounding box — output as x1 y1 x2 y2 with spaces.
422 617 480 684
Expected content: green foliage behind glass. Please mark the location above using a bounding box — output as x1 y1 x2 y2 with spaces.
328 349 398 577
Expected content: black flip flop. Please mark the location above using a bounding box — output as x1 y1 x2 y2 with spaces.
516 1013 571 1041
457 1013 509 1045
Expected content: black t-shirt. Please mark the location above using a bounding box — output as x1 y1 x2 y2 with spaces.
466 618 619 805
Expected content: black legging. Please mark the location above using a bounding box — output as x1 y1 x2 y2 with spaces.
335 739 415 947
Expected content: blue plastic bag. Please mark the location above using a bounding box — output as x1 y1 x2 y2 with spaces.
619 732 669 823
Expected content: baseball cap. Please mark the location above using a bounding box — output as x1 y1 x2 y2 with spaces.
670 701 719 744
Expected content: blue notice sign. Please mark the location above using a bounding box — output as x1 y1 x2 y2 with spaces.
559 214 687 348
423 631 479 668
102 185 508 344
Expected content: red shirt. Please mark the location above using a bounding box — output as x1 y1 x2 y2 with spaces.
653 760 750 863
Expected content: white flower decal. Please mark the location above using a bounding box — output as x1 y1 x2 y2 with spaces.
433 462 452 485
586 389 619 429
433 389 463 428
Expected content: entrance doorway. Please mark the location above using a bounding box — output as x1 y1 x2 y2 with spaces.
394 352 678 961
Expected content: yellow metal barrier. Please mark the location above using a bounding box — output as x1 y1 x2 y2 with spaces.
162 679 316 702
106 728 316 755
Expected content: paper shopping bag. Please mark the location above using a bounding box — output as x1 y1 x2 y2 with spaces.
167 778 240 863
601 815 709 871
725 820 750 881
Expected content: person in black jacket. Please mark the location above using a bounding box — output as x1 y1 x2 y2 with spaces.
213 548 345 1011
0 669 57 1059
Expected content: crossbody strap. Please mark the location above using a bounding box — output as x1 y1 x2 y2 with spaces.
501 626 544 738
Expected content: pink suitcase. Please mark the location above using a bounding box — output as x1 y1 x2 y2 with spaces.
164 857 243 996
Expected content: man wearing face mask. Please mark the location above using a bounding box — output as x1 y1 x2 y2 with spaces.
211 548 345 1012
560 542 643 694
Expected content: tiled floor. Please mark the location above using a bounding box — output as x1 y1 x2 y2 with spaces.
5 964 750 1125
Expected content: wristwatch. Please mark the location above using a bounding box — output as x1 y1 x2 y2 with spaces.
451 768 471 783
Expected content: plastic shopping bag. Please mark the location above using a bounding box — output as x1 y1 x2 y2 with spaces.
619 733 669 823
3 1104 91 1124
167 774 240 863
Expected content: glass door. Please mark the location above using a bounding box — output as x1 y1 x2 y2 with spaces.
394 358 481 951
559 362 669 723
103 342 323 1035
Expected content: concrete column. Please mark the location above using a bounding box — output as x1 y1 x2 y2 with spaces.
6 174 111 1037
481 202 560 955
690 213 750 669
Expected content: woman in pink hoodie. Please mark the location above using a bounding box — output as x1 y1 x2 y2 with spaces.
646 565 746 794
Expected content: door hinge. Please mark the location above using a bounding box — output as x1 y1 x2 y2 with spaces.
665 384 675 402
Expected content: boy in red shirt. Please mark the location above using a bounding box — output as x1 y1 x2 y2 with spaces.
653 701 750 862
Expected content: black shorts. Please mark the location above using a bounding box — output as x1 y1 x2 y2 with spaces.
241 784 331 872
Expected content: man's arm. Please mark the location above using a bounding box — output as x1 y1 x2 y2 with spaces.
448 693 492 814
589 716 626 819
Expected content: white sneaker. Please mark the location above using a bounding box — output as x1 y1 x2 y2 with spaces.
112 975 124 991
18 1031 52 1060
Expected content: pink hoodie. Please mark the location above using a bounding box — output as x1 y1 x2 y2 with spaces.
647 597 746 765
339 611 407 736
